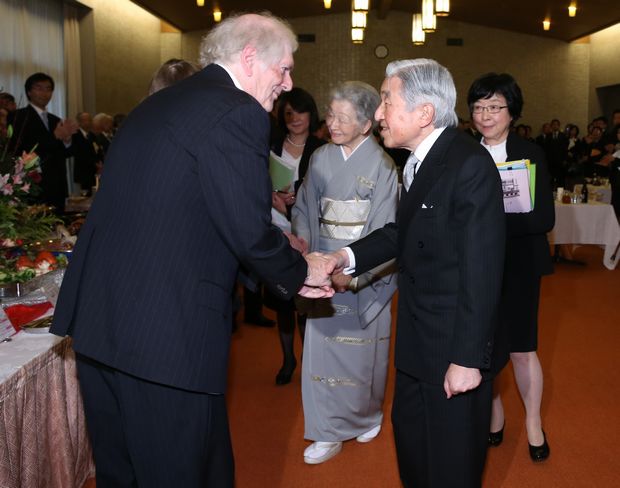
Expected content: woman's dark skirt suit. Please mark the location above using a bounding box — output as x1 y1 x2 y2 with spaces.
501 132 555 353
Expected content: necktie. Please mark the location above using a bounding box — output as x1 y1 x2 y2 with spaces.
403 153 420 191
40 111 49 130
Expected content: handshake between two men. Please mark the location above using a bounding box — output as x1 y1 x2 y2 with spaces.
298 250 352 299
283 231 352 299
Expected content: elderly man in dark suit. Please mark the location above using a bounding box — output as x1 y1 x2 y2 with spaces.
51 13 333 488
9 73 77 211
326 59 506 487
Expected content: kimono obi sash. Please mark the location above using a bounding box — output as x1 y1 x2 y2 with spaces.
318 197 371 241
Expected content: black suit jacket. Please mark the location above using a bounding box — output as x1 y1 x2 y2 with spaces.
72 130 99 190
349 128 506 384
51 65 308 393
503 133 555 281
10 105 71 210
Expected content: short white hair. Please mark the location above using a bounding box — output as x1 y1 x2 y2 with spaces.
199 12 298 68
385 58 458 128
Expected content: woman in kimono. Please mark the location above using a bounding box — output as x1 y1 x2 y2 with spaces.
292 81 398 465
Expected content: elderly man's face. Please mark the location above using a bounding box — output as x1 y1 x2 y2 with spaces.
77 113 92 132
253 50 294 112
375 76 426 151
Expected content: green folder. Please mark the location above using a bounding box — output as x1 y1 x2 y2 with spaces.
269 151 295 192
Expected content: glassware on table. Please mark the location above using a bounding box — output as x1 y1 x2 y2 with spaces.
562 191 572 204
571 193 580 204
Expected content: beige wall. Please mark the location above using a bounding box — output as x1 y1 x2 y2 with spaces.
181 11 592 133
588 22 620 120
77 0 167 114
78 3 618 131
288 11 592 133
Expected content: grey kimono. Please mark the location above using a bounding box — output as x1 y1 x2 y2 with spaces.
292 136 398 441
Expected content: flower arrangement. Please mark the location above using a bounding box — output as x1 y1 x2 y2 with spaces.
1 126 62 283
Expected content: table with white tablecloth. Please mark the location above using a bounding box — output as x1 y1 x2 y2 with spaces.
550 202 620 270
0 333 95 488
572 183 612 204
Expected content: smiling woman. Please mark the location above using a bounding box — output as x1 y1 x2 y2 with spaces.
468 72 555 463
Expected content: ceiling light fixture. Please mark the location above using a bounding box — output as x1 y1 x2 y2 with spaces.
351 28 364 44
352 0 370 11
412 13 425 45
568 2 577 17
435 0 450 17
352 11 367 29
422 0 436 32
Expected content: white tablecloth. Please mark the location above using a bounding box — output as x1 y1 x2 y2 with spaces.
550 202 620 270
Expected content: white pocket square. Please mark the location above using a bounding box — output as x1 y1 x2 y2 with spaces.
421 203 433 209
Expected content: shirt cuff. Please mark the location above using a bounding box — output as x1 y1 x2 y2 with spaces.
342 247 356 275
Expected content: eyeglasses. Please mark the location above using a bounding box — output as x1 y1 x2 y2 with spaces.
472 105 508 114
325 111 355 126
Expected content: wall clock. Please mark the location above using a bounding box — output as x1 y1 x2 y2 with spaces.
374 44 389 59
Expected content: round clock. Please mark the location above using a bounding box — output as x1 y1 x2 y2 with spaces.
374 44 389 59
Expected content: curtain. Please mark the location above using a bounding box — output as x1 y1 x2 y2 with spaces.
0 0 66 117
63 2 82 119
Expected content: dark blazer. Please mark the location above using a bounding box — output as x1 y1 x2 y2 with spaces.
503 132 555 281
10 104 71 210
51 65 308 393
72 130 99 191
271 133 325 193
349 128 506 384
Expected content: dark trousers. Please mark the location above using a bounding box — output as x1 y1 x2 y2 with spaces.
76 354 234 487
391 369 492 488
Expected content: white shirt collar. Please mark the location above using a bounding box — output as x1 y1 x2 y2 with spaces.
339 135 371 161
216 63 242 90
412 127 446 165
480 138 508 164
30 103 46 116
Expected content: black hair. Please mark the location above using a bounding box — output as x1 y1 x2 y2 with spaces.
24 72 55 100
277 87 320 134
467 72 523 122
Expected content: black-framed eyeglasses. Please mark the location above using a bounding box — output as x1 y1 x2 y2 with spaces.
472 105 508 114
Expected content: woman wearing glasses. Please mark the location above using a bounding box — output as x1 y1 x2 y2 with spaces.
467 73 555 462
292 81 398 465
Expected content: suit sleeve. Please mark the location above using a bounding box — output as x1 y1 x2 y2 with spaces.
198 102 307 300
348 223 399 276
449 152 506 369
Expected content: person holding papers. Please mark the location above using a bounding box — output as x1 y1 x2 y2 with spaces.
468 73 555 462
269 87 326 385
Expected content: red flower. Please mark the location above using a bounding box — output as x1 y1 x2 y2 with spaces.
27 170 42 183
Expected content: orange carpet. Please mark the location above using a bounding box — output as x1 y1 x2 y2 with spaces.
85 245 620 487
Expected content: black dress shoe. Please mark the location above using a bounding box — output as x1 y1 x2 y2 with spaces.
488 424 504 447
244 314 275 327
529 430 550 462
275 360 297 385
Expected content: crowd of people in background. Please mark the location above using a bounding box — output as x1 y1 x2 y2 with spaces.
1 78 126 211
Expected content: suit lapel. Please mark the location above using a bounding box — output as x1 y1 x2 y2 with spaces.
397 128 458 248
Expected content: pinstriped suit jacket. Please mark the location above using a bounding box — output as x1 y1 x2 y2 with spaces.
51 65 308 393
350 128 507 384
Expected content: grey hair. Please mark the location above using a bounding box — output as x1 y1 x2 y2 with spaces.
330 81 380 130
199 12 298 68
385 59 458 128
